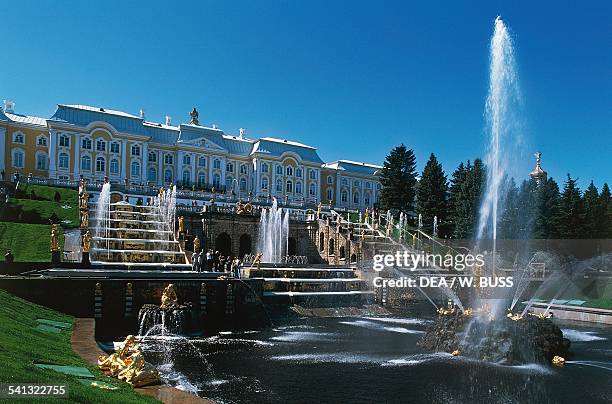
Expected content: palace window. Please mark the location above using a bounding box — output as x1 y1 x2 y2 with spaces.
225 176 233 191
110 159 120 175
81 138 92 150
327 176 333 184
365 193 371 206
59 153 70 170
354 180 360 188
240 164 247 174
96 139 106 152
226 162 234 173
110 142 120 154
131 144 141 156
12 132 24 144
12 149 24 168
81 155 91 171
198 157 207 167
341 191 348 203
309 183 316 196
183 154 191 165
37 135 47 147
377 183 381 190
213 159 221 169
131 161 140 178
309 169 316 180
365 181 372 189
213 173 221 188
286 166 293 176
240 177 247 192
164 169 173 183
327 188 333 201
276 179 283 192
296 168 302 178
296 181 302 194
148 151 157 162
276 165 283 175
182 170 190 185
261 162 269 173
36 152 48 170
95 156 105 173
341 178 348 186
261 177 269 190
59 134 70 147
198 172 206 187
353 192 360 204
286 180 293 193
148 167 157 182
164 154 173 165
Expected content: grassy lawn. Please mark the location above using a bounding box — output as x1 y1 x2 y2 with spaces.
0 222 64 262
0 289 158 403
2 199 79 228
15 184 78 203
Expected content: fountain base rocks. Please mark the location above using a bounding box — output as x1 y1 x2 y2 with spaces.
137 284 194 336
418 308 570 365
98 335 161 387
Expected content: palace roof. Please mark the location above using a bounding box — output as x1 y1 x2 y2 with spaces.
323 160 382 175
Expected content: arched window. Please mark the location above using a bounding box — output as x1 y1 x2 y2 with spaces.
261 162 269 173
147 167 157 182
261 177 269 190
295 181 302 194
198 157 207 167
327 188 333 201
353 192 360 204
148 152 157 162
164 154 174 165
110 142 120 154
164 169 173 183
329 238 335 255
213 173 221 188
341 178 348 186
309 169 316 180
309 183 316 196
37 135 47 146
81 138 92 150
130 161 140 178
198 172 206 187
59 153 69 169
226 176 233 191
341 191 348 203
59 134 70 147
81 155 91 171
240 164 247 174
131 144 140 156
240 177 247 192
296 168 302 178
319 232 325 251
226 161 234 173
354 180 360 188
110 159 120 175
213 159 221 169
183 154 191 165
95 156 105 173
327 176 333 184
182 170 191 186
339 245 346 259
276 179 283 192
36 152 48 170
13 132 24 144
96 139 106 152
286 166 293 176
276 165 283 175
286 180 293 193
365 193 371 206
12 149 24 168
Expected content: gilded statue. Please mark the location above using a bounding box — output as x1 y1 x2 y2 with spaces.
82 230 92 253
317 202 322 218
160 284 178 309
98 335 160 387
193 236 201 253
363 208 369 223
79 191 89 210
178 216 185 234
80 209 89 229
235 201 253 215
98 335 136 376
50 224 60 252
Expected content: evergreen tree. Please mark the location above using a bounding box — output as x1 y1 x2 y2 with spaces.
449 159 485 239
558 174 584 239
448 162 467 237
582 181 600 238
416 153 448 235
533 177 562 239
515 179 538 238
499 178 519 239
379 144 417 214
599 183 612 238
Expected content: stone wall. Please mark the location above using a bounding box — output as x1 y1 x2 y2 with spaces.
313 218 362 266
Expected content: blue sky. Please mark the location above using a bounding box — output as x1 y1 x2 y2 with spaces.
2 1 610 189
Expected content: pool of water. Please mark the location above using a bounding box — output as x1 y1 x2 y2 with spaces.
139 314 612 403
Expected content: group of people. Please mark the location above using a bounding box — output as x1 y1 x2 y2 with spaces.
192 248 241 277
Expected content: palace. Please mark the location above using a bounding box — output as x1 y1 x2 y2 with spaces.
0 101 381 210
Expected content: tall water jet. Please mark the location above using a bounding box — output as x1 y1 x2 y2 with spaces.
93 182 111 259
256 198 289 263
477 17 521 267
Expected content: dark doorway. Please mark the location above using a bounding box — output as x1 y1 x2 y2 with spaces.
239 234 252 258
288 237 297 255
350 253 357 263
319 232 325 251
339 246 345 259
215 232 232 256
329 238 335 255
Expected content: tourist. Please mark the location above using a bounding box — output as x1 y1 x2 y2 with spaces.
206 249 213 270
232 257 241 278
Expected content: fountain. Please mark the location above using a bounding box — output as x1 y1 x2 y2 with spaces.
256 198 289 263
138 284 194 336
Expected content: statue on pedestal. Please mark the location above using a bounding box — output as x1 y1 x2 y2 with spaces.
79 191 88 210
50 224 60 252
82 230 92 253
80 209 89 229
160 284 178 309
178 216 185 234
193 236 201 253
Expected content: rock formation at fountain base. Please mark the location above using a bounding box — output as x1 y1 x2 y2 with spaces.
418 311 570 365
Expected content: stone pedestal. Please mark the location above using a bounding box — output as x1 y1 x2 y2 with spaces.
51 251 61 265
82 252 90 266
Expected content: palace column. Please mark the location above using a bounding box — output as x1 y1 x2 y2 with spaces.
121 140 127 180
141 141 148 182
73 133 80 180
0 127 6 174
48 129 57 178
157 153 163 186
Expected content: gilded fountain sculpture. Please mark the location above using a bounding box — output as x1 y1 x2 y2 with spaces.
98 335 161 387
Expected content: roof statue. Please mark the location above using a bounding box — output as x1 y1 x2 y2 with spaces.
190 107 199 125
529 151 547 184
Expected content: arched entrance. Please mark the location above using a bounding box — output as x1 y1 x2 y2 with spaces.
288 237 297 255
339 245 345 259
239 234 252 258
319 232 325 251
329 239 335 255
350 253 357 263
215 232 232 256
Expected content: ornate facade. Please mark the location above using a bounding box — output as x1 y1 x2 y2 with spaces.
0 101 381 210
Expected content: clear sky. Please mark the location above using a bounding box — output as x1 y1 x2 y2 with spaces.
2 1 610 189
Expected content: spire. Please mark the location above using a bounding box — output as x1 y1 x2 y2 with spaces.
530 151 547 184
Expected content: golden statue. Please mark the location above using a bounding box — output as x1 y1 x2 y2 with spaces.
98 335 136 376
235 201 253 215
193 236 201 253
159 186 165 197
82 230 92 253
552 355 565 367
117 347 161 387
160 284 178 309
50 224 60 252
177 216 185 234
79 191 89 210
451 350 460 356
363 208 369 223
317 202 322 218
80 209 89 229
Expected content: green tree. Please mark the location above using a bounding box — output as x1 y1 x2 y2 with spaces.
582 181 600 238
416 153 448 235
558 174 584 239
598 183 611 238
448 162 467 237
449 159 485 239
499 178 519 239
533 177 562 239
379 144 418 214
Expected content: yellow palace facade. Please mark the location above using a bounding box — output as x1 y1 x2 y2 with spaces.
0 101 381 209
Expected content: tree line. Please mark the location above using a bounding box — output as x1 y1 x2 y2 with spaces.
378 144 611 239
